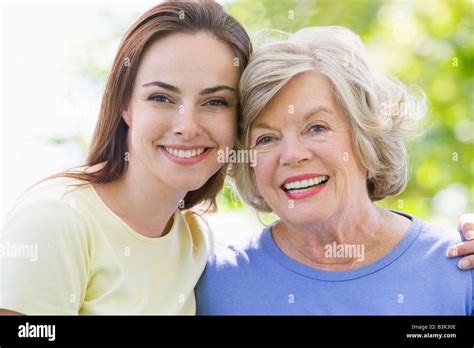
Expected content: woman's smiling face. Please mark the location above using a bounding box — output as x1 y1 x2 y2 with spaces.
250 72 369 225
123 32 239 192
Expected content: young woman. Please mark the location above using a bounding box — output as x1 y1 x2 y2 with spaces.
1 1 472 315
0 1 250 315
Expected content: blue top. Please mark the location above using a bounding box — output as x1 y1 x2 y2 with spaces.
196 212 473 315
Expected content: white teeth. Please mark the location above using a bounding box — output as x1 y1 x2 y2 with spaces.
287 186 316 194
163 147 206 158
283 175 329 190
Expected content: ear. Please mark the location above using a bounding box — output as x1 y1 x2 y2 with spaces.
122 105 132 127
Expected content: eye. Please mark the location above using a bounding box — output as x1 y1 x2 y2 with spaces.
255 135 274 146
148 94 173 103
204 99 229 107
309 124 327 133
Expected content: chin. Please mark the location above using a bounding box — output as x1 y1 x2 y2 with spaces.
178 174 216 191
167 179 203 192
278 204 333 226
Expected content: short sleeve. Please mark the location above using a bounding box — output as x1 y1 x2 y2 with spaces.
0 199 90 314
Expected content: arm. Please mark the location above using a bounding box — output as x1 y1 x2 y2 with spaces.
0 199 89 315
446 213 474 270
0 309 23 315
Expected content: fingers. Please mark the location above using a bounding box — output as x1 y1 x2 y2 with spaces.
457 256 474 270
457 213 474 240
446 240 474 270
446 240 474 257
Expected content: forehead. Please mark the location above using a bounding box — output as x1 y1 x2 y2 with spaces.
258 72 337 119
136 32 240 87
255 72 340 125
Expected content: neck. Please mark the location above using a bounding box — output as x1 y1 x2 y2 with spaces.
274 197 400 270
97 160 186 238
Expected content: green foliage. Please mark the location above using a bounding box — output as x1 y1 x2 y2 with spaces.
48 135 89 154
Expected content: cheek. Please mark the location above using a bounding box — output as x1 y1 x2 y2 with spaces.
129 103 171 142
311 141 366 190
311 141 348 172
142 111 174 137
223 125 237 147
132 119 168 146
253 153 278 192
207 114 237 147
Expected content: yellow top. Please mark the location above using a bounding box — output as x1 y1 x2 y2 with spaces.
0 177 212 315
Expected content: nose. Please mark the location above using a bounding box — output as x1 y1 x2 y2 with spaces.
280 135 313 166
174 105 203 140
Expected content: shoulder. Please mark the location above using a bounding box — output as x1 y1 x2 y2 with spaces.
399 213 468 283
391 211 462 251
195 227 269 314
411 216 474 314
416 217 463 249
203 227 268 274
1 177 93 314
4 177 90 238
182 211 215 256
12 176 88 207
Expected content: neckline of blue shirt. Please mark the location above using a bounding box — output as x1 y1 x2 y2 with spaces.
261 210 422 282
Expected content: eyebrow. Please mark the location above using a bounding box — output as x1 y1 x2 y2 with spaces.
142 81 180 93
252 106 334 130
200 85 236 95
141 81 235 95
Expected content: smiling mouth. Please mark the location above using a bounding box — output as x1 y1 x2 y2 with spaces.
161 146 209 159
281 175 329 194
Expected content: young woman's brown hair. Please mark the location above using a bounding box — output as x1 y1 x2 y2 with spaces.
46 0 251 211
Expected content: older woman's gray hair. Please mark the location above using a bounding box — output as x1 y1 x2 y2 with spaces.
232 26 427 212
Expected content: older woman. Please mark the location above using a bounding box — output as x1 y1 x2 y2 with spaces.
196 26 473 315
